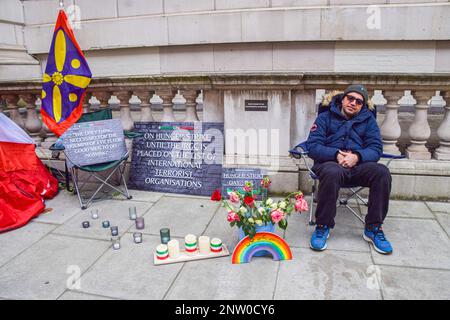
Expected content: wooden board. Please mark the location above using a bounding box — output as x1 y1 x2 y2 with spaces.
153 245 230 266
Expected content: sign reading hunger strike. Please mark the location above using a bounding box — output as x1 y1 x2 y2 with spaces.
221 168 266 196
129 122 224 196
61 119 126 167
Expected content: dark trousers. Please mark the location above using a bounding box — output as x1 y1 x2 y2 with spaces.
312 161 392 228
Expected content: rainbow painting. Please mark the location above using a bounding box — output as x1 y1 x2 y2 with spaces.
232 232 292 264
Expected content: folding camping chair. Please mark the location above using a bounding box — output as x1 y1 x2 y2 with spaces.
289 102 404 226
50 108 140 209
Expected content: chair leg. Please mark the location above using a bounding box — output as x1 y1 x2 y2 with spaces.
72 167 86 209
118 162 132 200
308 180 317 226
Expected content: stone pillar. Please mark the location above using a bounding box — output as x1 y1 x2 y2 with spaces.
82 91 92 113
203 90 224 122
136 90 154 122
157 89 177 122
291 89 316 147
95 91 112 109
180 89 200 122
114 91 134 131
434 91 450 160
380 90 403 155
20 93 43 146
406 91 434 160
2 94 24 128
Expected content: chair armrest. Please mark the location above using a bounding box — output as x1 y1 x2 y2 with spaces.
381 153 405 159
49 143 65 151
289 141 309 159
124 131 144 139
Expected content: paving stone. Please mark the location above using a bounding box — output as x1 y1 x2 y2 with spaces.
165 254 278 300
371 218 450 270
0 234 109 300
285 207 370 252
274 248 382 300
435 213 450 238
33 190 84 224
78 234 183 300
379 265 450 300
387 200 434 219
426 202 450 214
57 291 114 300
0 222 56 267
51 200 153 240
129 196 219 237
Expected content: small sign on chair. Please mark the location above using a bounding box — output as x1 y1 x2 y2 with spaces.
61 119 127 167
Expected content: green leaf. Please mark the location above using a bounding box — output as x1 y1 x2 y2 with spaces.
230 221 236 227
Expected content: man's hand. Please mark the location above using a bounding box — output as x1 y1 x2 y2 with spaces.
338 150 359 168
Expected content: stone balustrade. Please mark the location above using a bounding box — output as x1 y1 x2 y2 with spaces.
1 74 449 161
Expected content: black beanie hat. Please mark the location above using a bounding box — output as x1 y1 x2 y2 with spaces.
343 84 368 104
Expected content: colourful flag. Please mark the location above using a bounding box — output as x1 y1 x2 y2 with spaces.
41 10 92 137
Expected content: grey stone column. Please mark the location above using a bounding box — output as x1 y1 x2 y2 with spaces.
380 90 403 155
114 91 134 131
157 89 177 122
180 89 200 122
20 93 43 146
2 94 24 128
434 91 450 160
136 90 154 122
203 90 224 123
406 91 434 160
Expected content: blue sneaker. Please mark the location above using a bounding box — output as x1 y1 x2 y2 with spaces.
310 225 330 251
363 226 393 254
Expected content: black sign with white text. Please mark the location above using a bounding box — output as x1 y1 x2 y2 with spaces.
129 122 224 196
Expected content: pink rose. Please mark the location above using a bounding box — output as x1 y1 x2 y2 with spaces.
271 209 284 224
227 211 240 222
228 191 240 204
295 198 309 212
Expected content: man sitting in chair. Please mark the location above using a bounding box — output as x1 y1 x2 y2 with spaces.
306 84 393 254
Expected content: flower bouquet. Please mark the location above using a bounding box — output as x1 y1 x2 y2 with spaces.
211 177 308 239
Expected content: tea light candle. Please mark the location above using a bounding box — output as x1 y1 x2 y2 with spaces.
129 207 137 220
156 244 169 260
133 232 142 244
168 239 180 259
112 237 120 250
102 220 110 228
91 209 99 219
210 238 222 253
185 234 197 254
111 226 119 236
135 217 144 230
160 228 171 244
198 236 210 255
82 221 90 228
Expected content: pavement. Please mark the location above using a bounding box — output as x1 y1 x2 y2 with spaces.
0 188 449 300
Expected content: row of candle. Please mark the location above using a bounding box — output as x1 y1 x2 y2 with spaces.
156 235 223 260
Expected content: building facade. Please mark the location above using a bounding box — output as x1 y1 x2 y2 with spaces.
1 0 450 198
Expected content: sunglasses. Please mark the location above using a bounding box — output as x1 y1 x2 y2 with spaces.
345 95 364 106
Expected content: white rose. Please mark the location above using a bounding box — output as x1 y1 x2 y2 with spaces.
266 198 273 206
279 201 287 209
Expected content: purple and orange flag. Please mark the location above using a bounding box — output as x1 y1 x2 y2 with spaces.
41 10 92 137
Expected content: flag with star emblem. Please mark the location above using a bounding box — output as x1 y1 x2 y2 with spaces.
41 10 92 137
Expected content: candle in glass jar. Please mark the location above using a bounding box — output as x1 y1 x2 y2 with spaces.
160 228 170 244
91 209 99 219
184 234 197 254
82 221 90 228
198 236 210 255
168 239 180 259
112 237 120 250
129 207 137 220
133 232 142 244
111 226 119 236
102 220 110 228
135 217 144 230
